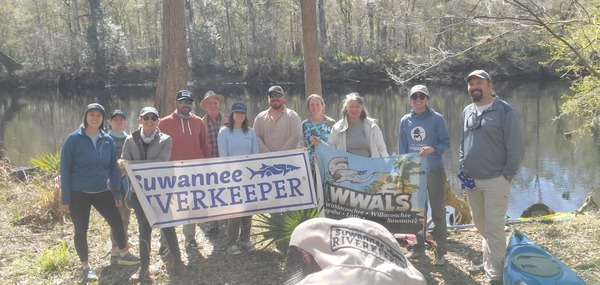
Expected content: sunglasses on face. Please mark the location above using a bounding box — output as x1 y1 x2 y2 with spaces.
142 114 158 121
268 92 284 98
410 93 428 100
178 99 194 105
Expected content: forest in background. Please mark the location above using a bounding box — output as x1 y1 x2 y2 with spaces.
1 0 598 135
0 0 581 86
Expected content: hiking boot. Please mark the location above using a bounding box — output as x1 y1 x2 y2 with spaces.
468 264 485 275
130 267 152 282
239 242 256 252
116 252 141 266
226 244 242 255
158 246 170 257
404 249 425 259
187 240 201 249
173 260 187 276
82 267 98 282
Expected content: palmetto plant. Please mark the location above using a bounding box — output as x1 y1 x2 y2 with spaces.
253 206 321 252
29 152 60 175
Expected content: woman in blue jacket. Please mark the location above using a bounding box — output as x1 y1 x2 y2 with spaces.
60 103 140 282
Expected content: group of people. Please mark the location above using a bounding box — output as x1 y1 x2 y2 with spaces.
59 69 523 285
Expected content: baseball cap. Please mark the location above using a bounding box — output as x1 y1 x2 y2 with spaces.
409 85 430 98
466 70 492 82
139 106 159 117
231 101 248 113
268 85 284 95
85 103 105 116
281 217 426 285
110 109 126 119
176 90 194 101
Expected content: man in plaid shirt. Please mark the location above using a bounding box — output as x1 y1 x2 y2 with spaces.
200 90 229 237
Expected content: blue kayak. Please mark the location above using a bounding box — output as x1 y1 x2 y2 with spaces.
503 229 587 285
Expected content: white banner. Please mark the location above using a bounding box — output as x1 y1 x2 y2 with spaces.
124 149 320 228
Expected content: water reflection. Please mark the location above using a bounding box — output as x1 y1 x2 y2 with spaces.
0 82 598 217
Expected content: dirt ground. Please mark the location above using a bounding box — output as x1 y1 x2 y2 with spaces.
0 177 599 284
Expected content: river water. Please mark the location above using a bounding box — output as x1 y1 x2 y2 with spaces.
0 81 598 217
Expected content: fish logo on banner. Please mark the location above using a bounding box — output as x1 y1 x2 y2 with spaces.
247 163 301 179
315 145 428 234
124 149 320 228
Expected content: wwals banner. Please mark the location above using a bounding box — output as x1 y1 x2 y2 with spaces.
124 149 319 228
315 145 427 234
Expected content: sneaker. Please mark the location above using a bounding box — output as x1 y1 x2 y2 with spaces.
130 267 152 282
173 260 187 276
404 250 425 259
187 240 200 249
110 246 119 257
226 244 242 255
117 252 141 266
158 246 170 257
239 242 256 252
468 264 485 275
82 267 98 282
206 228 219 237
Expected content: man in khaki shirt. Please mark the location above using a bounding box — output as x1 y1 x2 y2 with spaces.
253 85 302 153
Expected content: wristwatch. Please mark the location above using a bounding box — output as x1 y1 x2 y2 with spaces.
503 174 513 182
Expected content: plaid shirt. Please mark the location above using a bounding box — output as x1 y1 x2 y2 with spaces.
206 115 221 158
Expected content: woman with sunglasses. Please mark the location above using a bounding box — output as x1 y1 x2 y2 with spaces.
217 101 259 255
120 107 187 281
398 85 450 266
326 93 388 158
60 103 140 282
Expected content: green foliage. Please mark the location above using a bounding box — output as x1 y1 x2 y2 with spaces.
37 242 73 273
559 76 600 132
29 152 60 176
253 207 321 251
544 5 600 134
7 158 63 225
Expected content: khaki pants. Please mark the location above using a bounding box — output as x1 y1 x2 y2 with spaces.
466 176 511 280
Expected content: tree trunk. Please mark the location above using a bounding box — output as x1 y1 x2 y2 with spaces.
69 0 81 70
300 0 322 98
317 0 328 58
155 0 188 117
225 0 236 62
87 0 107 79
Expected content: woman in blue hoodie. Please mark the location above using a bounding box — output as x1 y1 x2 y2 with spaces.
398 85 450 266
60 103 140 282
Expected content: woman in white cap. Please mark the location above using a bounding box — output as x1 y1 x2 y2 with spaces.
398 85 450 266
60 103 140 283
120 106 187 281
217 101 259 255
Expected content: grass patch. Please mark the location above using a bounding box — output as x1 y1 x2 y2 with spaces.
37 241 74 273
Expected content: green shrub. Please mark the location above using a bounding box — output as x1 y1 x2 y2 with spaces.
253 207 321 252
37 241 73 273
29 152 60 176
